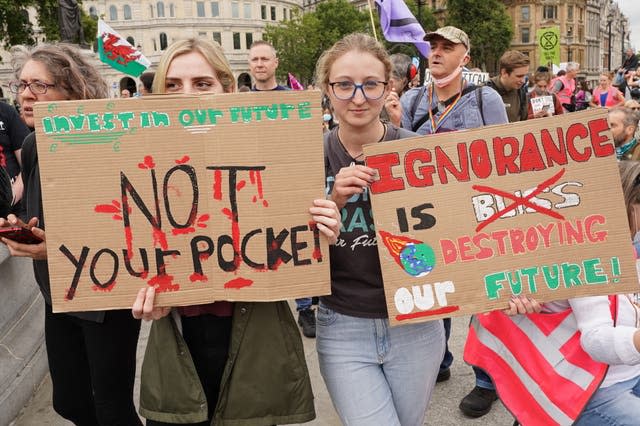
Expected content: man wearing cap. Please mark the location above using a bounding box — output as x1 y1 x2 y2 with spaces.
400 26 507 134
400 25 508 419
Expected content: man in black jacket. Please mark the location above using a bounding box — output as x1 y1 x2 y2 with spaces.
622 47 639 73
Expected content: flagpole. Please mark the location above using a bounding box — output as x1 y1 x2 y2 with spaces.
367 0 378 41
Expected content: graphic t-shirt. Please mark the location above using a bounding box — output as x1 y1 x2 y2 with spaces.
322 124 416 318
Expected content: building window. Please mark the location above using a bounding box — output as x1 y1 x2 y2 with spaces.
233 32 241 50
270 6 276 20
198 31 207 38
197 1 205 17
89 6 98 18
212 32 221 45
521 6 529 22
170 3 175 17
109 5 118 20
245 33 253 49
123 5 132 20
160 32 168 50
232 2 239 18
157 2 165 17
243 3 251 19
126 36 135 45
567 5 573 21
543 5 557 20
211 2 219 17
283 8 287 20
261 5 267 19
521 27 530 44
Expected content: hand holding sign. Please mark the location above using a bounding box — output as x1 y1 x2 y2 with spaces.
331 164 377 210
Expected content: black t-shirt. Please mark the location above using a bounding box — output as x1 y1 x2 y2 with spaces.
322 124 417 318
0 102 29 179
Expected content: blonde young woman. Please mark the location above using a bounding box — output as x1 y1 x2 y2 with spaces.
132 38 341 426
591 72 625 108
315 33 446 426
2 43 142 426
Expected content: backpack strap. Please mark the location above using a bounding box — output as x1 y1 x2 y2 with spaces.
476 87 484 125
412 84 479 133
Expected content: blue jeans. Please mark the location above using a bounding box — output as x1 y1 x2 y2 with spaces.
575 375 640 425
440 317 453 371
316 303 445 426
474 366 495 390
296 297 312 311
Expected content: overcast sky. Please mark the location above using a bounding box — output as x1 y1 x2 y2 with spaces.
618 0 640 50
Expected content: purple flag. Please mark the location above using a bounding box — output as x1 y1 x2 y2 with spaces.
288 72 304 91
375 0 430 58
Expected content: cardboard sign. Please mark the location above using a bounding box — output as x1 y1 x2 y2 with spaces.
363 109 638 325
530 95 555 115
33 91 330 312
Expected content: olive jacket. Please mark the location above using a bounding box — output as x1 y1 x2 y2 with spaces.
139 301 315 425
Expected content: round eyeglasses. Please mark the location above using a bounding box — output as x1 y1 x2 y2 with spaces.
8 80 56 95
329 80 388 100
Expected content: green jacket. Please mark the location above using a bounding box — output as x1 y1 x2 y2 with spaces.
139 301 315 425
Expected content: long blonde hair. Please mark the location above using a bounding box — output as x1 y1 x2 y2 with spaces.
153 38 236 94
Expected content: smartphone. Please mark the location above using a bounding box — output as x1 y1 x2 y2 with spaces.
0 226 42 244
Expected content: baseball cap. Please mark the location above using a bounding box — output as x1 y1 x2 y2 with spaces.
424 26 469 49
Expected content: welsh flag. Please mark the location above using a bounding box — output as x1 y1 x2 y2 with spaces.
97 20 150 77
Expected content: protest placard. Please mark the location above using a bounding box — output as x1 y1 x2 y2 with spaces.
363 109 638 325
530 95 555 115
33 91 330 312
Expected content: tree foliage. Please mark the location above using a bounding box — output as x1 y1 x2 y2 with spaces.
445 0 513 71
264 0 369 84
265 0 439 83
0 0 34 49
0 0 96 53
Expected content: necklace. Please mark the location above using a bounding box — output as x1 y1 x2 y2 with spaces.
336 123 387 162
428 76 465 134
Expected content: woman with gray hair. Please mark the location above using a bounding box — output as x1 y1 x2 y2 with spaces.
1 43 142 425
383 53 416 126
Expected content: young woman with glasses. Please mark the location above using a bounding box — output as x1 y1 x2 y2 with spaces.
2 43 142 426
314 33 446 426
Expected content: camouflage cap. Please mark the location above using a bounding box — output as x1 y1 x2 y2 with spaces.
424 26 469 49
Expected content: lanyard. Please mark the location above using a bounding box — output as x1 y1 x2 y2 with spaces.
427 78 464 134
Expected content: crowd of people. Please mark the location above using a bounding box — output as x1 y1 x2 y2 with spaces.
1 24 640 426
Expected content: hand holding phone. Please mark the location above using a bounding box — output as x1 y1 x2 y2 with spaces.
0 225 43 244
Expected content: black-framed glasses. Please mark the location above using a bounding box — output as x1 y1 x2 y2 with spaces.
329 80 388 100
8 80 56 95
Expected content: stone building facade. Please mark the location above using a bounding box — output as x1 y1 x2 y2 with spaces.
0 0 303 100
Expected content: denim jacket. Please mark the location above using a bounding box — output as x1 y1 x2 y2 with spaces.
400 83 509 135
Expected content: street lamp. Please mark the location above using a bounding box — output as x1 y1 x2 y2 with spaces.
607 12 613 70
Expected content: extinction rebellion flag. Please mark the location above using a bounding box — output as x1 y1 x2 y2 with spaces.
97 19 151 77
375 0 430 58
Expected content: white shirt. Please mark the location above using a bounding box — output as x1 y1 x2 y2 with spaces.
543 295 640 388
